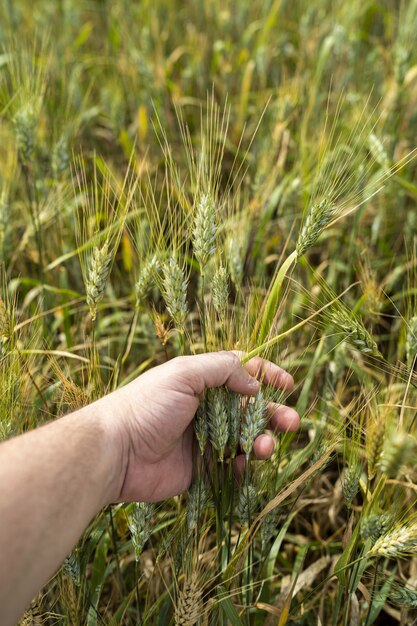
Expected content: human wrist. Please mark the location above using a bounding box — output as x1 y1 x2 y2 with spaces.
75 397 129 506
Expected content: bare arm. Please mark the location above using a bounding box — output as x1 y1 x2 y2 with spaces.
0 402 124 626
0 352 299 625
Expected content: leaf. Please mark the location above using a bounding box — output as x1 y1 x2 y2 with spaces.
334 521 361 586
218 587 245 626
87 532 110 626
257 250 297 345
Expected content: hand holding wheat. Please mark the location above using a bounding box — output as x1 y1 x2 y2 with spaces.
103 351 299 502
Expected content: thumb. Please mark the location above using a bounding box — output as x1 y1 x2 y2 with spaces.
172 351 260 396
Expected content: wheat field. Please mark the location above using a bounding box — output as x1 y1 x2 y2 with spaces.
1 1 417 624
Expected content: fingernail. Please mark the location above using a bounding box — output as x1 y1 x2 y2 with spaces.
248 377 260 389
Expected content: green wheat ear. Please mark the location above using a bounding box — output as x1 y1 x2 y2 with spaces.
127 502 156 561
193 192 217 272
162 257 189 328
85 241 112 320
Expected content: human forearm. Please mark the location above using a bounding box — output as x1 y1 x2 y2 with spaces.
0 402 124 626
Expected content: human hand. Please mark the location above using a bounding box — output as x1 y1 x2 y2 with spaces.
100 351 299 503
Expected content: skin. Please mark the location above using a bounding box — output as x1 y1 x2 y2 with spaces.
0 351 299 625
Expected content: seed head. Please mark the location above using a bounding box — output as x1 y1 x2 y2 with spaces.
328 304 381 358
406 316 417 361
186 482 211 532
207 387 229 462
13 104 37 162
52 135 70 177
368 522 417 558
63 551 81 586
86 241 112 320
360 513 392 543
238 484 257 525
368 134 389 171
390 583 417 608
240 391 267 456
379 431 416 478
127 502 156 561
174 573 203 626
226 237 243 287
135 254 160 307
193 193 217 271
342 463 361 508
162 257 188 327
261 510 278 553
394 44 411 85
296 198 336 258
194 402 208 455
0 297 11 345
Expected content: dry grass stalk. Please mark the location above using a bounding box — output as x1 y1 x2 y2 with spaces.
18 594 43 626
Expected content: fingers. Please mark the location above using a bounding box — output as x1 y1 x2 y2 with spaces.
267 402 300 432
171 351 294 402
233 434 275 476
243 356 294 391
233 404 300 476
172 351 261 396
